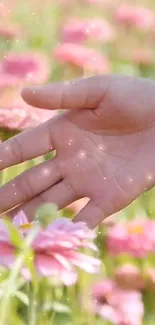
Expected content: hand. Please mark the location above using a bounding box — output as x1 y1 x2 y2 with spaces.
0 74 155 228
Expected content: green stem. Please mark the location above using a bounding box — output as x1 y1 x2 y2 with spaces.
0 225 39 325
28 283 37 325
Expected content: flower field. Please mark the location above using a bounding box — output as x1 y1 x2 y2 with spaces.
1 0 155 324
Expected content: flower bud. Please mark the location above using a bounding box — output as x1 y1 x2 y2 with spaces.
114 264 144 290
35 203 58 228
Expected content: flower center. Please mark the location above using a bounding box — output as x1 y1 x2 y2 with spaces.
128 225 144 234
20 223 32 230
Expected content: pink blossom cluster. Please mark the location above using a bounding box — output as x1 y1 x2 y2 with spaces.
115 5 154 30
54 43 110 74
0 52 49 84
92 279 144 325
0 211 100 285
0 97 57 130
106 219 155 258
61 18 115 44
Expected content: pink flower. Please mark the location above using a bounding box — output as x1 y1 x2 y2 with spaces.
0 2 10 17
114 264 144 290
106 220 155 257
61 18 115 44
0 23 21 40
115 5 154 30
92 279 144 325
84 0 109 6
132 49 154 66
0 73 20 88
0 73 22 108
53 43 110 73
0 97 58 130
92 278 114 303
0 212 100 285
1 52 49 84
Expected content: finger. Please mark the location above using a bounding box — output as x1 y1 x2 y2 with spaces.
0 117 58 170
0 158 61 214
21 75 112 110
10 180 78 221
74 200 104 229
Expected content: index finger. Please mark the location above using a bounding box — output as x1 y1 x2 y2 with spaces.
21 75 112 110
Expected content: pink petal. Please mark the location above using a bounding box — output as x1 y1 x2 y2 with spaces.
35 254 66 277
61 269 77 286
0 219 9 241
52 253 72 271
47 218 71 231
0 244 15 268
98 304 120 323
35 254 78 285
69 252 100 273
13 210 29 227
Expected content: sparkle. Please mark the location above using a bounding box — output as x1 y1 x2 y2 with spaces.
0 159 2 163
14 192 17 195
12 183 16 187
103 177 106 180
98 144 104 151
33 91 36 94
79 150 86 158
26 73 33 80
42 168 50 175
64 81 69 85
68 139 72 146
147 174 153 180
16 39 19 43
4 146 9 151
129 178 133 182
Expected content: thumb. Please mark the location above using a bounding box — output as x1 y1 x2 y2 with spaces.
21 75 112 110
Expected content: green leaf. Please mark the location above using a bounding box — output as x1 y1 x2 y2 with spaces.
0 268 10 283
44 301 71 314
4 219 23 248
15 290 28 305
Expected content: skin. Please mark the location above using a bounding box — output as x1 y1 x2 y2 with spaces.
0 74 155 228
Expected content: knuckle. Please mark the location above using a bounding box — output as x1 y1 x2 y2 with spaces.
16 173 34 201
60 87 67 110
10 137 24 163
64 178 79 196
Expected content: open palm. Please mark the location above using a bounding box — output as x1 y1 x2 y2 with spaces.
0 75 155 228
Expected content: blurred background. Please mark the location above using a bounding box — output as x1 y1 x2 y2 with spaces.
1 0 155 324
